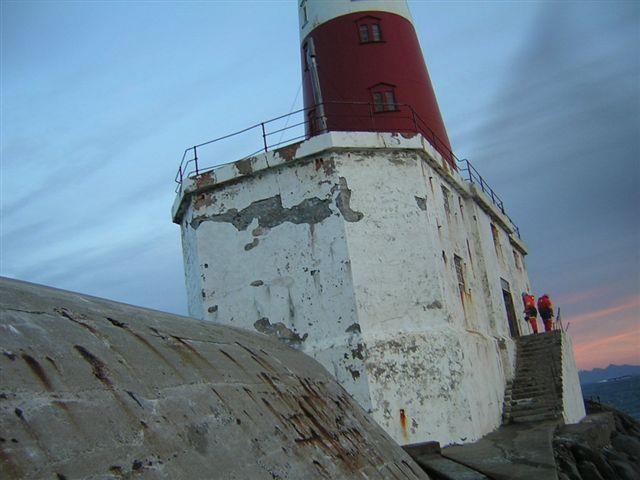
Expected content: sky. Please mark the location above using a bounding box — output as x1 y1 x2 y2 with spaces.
1 0 638 371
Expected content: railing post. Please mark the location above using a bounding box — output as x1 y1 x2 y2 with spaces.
193 146 199 175
411 108 418 134
261 123 268 152
368 103 375 130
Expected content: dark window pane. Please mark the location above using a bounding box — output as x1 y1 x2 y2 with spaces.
372 24 382 41
454 255 465 290
442 185 451 215
373 92 384 112
384 90 396 110
359 24 369 42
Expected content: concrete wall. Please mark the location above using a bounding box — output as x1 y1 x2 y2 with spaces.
174 131 534 446
561 333 587 424
0 277 427 480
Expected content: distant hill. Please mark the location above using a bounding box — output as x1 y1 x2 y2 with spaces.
579 364 640 385
581 376 640 420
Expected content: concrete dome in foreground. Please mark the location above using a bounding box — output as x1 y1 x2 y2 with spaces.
0 277 427 479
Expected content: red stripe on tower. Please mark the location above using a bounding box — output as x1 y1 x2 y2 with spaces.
299 0 454 167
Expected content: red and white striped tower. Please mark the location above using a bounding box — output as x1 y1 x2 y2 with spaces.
299 0 454 166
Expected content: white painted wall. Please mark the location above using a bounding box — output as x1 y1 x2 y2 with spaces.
178 152 373 410
561 333 587 424
174 131 573 446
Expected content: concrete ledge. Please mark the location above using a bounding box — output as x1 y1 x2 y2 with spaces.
172 131 469 224
509 234 529 255
469 183 516 235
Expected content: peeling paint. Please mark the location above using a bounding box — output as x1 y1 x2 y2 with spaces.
235 157 255 176
253 317 308 348
332 177 363 222
275 142 302 162
190 195 333 231
244 238 259 251
345 323 361 334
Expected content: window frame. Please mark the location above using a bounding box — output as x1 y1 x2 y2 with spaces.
369 83 399 113
454 254 466 293
355 15 384 44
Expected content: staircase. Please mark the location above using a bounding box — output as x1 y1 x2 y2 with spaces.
503 331 564 424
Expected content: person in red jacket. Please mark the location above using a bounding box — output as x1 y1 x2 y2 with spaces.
522 293 538 333
537 294 554 332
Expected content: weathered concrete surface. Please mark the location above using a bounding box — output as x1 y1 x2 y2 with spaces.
0 277 428 480
443 422 560 480
174 131 537 447
503 331 586 425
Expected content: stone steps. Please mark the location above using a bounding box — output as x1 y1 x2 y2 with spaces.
502 332 564 425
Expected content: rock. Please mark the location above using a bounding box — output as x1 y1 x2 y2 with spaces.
569 443 619 479
609 459 640 480
576 460 605 480
611 433 640 461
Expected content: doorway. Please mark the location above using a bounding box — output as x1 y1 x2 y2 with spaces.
501 278 519 338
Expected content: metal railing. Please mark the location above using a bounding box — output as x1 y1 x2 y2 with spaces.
173 101 520 236
457 158 520 237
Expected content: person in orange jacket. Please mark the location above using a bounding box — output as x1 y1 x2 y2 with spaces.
537 294 554 332
522 293 538 334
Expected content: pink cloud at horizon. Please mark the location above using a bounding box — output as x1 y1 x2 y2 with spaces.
574 328 639 371
556 286 613 308
566 294 640 370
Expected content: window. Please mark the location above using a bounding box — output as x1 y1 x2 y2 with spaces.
442 186 451 216
370 83 397 112
513 250 522 270
356 16 383 43
491 223 503 259
454 255 465 293
371 23 382 42
359 24 369 43
300 1 308 26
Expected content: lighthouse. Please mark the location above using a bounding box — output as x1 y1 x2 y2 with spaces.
172 0 585 446
299 0 453 165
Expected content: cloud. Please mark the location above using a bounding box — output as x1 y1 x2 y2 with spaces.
574 328 640 370
567 295 640 327
460 2 640 368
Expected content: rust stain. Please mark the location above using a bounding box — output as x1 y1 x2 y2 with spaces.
399 409 409 442
219 349 246 372
108 320 187 380
260 397 290 430
21 353 53 390
234 342 276 372
55 308 99 336
45 356 61 374
193 192 215 211
194 171 214 190
235 157 254 175
312 459 331 479
276 141 302 162
74 345 112 388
